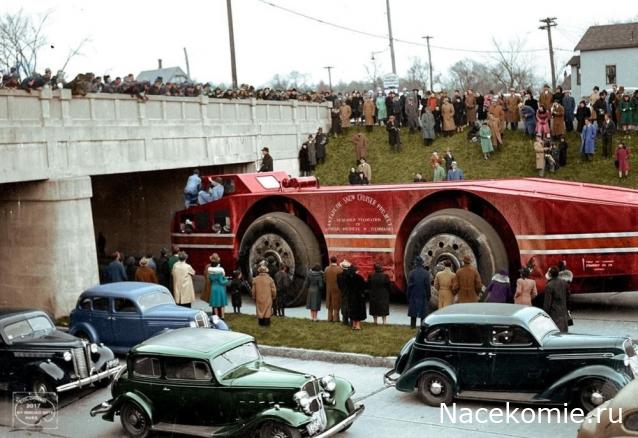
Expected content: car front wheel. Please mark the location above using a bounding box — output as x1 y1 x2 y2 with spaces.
417 371 454 406
259 421 302 438
576 378 618 412
120 401 150 438
31 376 55 395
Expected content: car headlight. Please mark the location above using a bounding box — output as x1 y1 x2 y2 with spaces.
189 320 197 328
90 343 99 353
320 375 336 392
293 390 311 412
63 351 72 362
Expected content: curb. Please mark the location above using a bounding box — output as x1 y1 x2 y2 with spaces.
260 345 396 368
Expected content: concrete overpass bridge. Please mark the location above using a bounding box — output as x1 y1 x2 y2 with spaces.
0 89 331 316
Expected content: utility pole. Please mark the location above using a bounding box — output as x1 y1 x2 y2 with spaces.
422 36 433 92
226 0 238 89
183 48 191 79
385 0 397 74
323 66 334 92
539 17 558 89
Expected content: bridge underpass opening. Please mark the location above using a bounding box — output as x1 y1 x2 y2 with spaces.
91 163 248 264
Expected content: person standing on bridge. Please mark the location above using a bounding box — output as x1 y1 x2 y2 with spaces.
183 169 201 208
172 251 196 308
259 147 273 172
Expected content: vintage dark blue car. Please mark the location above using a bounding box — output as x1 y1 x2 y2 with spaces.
0 309 121 394
385 303 637 412
69 282 227 354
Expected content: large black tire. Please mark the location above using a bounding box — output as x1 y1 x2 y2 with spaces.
576 378 618 412
417 371 454 406
259 421 302 438
120 401 151 438
404 208 509 308
240 212 321 307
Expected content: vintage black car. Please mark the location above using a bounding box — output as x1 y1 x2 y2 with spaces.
385 304 637 411
0 309 122 394
91 328 364 437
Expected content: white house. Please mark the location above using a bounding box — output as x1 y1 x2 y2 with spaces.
568 22 638 100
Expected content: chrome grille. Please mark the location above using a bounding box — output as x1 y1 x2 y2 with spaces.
72 347 89 378
302 379 322 413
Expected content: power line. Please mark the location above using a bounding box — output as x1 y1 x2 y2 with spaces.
255 0 568 55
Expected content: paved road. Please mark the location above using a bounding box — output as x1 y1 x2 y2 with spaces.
0 355 582 438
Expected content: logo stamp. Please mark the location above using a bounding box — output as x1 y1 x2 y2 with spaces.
13 392 58 430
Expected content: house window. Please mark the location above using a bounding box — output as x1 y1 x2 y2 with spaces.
576 66 581 86
606 65 616 85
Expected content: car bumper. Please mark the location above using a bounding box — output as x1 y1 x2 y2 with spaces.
384 368 399 387
57 364 124 393
90 400 114 417
312 403 365 437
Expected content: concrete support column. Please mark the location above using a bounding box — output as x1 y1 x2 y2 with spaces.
0 177 98 318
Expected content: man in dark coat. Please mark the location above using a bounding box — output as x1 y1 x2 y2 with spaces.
314 127 328 164
407 256 431 328
543 267 570 332
336 261 352 326
104 251 127 283
259 147 273 172
562 91 576 132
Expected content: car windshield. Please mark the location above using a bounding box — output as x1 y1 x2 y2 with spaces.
4 315 54 342
137 290 175 311
528 313 559 340
212 342 261 377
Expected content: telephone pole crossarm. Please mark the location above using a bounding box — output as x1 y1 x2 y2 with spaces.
539 17 558 89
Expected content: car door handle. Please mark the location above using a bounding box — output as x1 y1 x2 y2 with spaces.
162 387 171 392
487 352 496 357
477 352 487 356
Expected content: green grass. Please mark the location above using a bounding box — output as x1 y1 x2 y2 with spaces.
225 313 414 357
315 126 638 188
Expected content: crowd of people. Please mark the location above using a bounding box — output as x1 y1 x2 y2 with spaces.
0 67 328 102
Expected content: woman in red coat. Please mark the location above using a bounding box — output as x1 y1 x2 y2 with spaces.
615 142 630 178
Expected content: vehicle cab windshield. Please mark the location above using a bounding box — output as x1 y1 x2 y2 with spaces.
212 342 261 378
4 315 54 343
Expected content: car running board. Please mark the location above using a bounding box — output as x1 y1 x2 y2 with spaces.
457 391 549 403
152 422 222 437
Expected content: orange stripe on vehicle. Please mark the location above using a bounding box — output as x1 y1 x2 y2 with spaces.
517 237 638 250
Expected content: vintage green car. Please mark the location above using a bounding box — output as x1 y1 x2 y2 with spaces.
90 328 363 437
385 303 636 411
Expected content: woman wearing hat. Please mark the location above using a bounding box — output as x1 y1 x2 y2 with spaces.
303 265 324 321
134 257 158 284
484 269 512 303
251 264 277 326
208 254 228 318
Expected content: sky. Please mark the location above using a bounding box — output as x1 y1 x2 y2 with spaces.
4 0 637 88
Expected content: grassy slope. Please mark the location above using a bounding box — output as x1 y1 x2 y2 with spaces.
315 126 638 187
225 313 414 357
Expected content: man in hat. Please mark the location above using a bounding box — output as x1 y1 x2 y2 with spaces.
259 147 273 172
172 251 196 308
336 260 352 325
251 264 277 326
453 255 483 303
135 257 158 283
324 256 343 322
406 256 431 328
104 251 127 283
447 161 464 181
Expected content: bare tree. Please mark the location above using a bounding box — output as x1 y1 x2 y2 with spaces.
364 54 383 90
489 37 538 91
58 37 90 74
403 57 429 90
446 59 494 93
0 9 51 78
